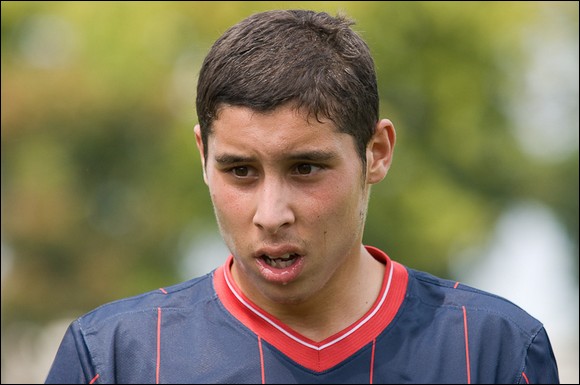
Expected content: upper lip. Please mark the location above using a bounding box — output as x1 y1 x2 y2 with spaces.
254 245 304 259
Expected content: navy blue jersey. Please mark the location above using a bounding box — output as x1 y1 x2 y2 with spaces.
45 246 559 384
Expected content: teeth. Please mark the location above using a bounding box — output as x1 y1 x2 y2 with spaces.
265 253 292 260
263 254 296 268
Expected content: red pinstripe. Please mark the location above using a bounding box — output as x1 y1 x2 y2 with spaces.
462 306 471 384
522 371 530 384
369 339 376 384
258 336 266 384
453 281 460 289
156 307 162 384
89 373 100 384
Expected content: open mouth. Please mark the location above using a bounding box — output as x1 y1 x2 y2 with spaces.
256 251 305 284
262 253 300 269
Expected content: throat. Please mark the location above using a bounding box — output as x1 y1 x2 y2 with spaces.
274 252 386 342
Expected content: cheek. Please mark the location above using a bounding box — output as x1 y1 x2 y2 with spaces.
207 175 250 224
209 186 253 254
211 188 248 222
301 179 364 226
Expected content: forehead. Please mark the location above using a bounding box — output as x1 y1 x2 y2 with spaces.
213 104 332 134
208 105 353 157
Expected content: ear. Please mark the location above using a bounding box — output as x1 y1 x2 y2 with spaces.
194 124 209 184
366 119 396 184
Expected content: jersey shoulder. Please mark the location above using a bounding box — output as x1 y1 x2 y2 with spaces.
77 271 216 330
406 268 544 336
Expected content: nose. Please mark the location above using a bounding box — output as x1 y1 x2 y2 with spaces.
253 177 295 234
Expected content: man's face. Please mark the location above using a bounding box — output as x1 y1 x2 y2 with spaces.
196 105 371 309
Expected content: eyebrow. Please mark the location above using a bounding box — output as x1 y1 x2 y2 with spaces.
214 150 339 165
214 154 254 165
286 150 339 162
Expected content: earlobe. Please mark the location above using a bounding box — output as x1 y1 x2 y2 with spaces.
194 124 209 184
366 119 396 184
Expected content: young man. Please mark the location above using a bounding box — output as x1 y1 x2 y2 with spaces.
46 10 559 384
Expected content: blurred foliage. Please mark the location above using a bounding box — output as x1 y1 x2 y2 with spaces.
1 1 578 331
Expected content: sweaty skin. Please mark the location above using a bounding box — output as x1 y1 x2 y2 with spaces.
195 104 395 341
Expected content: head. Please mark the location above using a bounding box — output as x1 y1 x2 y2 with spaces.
195 9 379 171
194 10 395 311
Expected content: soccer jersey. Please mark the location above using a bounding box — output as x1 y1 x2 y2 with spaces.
45 246 559 383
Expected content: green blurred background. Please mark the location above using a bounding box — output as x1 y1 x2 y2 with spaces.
1 1 578 383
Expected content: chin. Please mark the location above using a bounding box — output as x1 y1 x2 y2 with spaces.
262 286 312 306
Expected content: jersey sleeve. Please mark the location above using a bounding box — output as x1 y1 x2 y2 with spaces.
45 320 98 384
519 327 560 384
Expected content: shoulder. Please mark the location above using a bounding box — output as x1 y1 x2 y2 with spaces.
405 268 544 338
76 271 216 332
48 271 226 383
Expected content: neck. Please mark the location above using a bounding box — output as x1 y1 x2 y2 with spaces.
254 245 385 342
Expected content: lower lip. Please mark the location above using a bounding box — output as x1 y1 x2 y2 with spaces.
256 255 305 284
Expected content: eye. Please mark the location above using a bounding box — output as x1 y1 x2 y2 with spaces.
296 164 312 175
228 166 259 179
232 166 250 177
293 164 322 175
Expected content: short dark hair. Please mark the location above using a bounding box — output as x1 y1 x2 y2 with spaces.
196 9 379 167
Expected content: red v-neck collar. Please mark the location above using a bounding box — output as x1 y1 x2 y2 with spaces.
213 245 408 372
